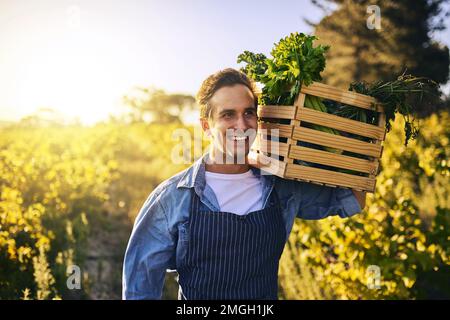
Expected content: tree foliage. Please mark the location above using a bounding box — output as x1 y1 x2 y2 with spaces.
123 88 196 124
311 0 449 116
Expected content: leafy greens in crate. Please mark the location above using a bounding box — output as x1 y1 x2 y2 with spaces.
237 32 438 146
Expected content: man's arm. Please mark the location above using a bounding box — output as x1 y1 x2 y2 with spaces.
277 180 363 220
122 194 176 300
352 190 367 210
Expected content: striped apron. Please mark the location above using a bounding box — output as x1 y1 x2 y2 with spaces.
177 188 286 300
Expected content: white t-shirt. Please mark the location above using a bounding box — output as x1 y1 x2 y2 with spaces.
205 169 263 215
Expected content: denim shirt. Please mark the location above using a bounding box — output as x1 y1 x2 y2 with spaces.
122 152 362 299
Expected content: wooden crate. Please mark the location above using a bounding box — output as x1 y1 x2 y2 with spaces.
248 81 386 193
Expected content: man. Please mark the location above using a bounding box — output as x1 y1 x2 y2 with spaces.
122 68 366 300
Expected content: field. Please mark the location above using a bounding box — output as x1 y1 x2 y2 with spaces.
0 113 448 299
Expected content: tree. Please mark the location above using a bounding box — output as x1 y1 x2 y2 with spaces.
310 0 450 116
123 87 196 124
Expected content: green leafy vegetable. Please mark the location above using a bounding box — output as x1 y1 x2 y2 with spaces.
238 33 337 155
237 32 329 106
348 73 439 146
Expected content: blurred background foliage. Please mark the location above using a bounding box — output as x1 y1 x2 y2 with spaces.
1 0 449 299
312 0 449 116
1 110 448 300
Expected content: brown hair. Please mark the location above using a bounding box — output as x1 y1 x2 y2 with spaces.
196 68 258 119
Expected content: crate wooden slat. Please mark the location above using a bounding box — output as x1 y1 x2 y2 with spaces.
296 107 385 140
250 81 387 193
257 105 296 119
252 140 380 174
293 127 383 157
285 164 376 191
248 151 287 176
300 82 383 112
289 146 378 174
251 134 289 157
258 122 292 138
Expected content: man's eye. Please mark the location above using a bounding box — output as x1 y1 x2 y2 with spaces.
223 113 233 118
245 110 256 116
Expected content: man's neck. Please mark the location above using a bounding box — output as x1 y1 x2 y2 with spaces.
205 162 250 174
205 150 250 174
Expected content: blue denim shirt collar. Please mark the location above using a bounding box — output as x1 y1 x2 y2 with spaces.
176 152 276 206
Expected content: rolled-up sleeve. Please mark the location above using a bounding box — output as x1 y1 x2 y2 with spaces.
122 192 176 299
297 182 362 219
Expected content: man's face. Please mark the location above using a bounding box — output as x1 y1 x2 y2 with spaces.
201 84 258 164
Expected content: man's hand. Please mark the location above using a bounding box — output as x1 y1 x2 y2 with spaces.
352 190 367 211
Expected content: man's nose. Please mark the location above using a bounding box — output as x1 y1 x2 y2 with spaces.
235 115 249 131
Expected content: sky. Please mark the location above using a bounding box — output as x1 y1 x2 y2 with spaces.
0 0 449 124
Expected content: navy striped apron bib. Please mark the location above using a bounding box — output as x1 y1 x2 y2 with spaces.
177 188 286 300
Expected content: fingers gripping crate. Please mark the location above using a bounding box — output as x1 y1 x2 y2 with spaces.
248 82 386 193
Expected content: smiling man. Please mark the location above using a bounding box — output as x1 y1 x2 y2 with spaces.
122 68 366 300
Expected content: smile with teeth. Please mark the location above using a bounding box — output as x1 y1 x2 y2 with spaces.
232 136 247 141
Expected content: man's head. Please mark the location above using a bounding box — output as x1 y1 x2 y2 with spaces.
197 68 258 163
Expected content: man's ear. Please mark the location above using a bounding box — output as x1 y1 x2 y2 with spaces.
200 118 212 137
